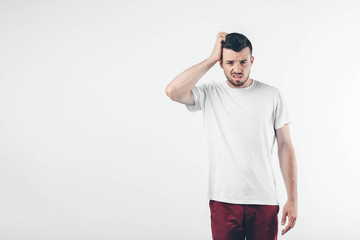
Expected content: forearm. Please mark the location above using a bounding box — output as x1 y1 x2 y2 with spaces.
166 57 217 99
278 143 298 201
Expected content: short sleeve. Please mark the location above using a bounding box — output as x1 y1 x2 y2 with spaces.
274 90 292 130
185 84 206 112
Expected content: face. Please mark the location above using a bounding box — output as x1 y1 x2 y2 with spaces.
220 47 254 88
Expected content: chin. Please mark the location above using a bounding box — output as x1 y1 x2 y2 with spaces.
231 80 245 86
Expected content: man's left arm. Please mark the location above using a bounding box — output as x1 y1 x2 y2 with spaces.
275 124 298 235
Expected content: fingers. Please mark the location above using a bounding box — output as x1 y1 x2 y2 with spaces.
217 32 228 38
281 216 297 235
281 223 292 235
209 32 228 62
281 212 287 225
281 201 298 235
217 32 228 43
291 217 297 228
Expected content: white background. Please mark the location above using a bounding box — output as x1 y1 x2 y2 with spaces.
1 0 360 239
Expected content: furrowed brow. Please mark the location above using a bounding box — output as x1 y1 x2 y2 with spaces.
226 59 248 63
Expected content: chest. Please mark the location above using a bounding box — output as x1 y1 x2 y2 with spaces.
204 91 274 129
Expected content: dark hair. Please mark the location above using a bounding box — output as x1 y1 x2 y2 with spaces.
221 33 252 61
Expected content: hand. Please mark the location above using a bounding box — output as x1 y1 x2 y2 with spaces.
208 32 228 63
281 200 297 235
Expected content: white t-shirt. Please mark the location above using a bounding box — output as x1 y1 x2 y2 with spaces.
185 79 291 205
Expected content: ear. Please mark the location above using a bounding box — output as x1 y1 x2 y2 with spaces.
250 56 254 64
219 60 223 69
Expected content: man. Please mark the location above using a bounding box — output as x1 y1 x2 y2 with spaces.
165 32 297 240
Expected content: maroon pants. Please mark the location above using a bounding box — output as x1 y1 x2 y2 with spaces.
209 200 279 240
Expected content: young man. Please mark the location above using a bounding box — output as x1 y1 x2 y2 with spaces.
165 32 297 240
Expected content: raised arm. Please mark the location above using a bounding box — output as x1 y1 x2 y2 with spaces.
165 32 228 105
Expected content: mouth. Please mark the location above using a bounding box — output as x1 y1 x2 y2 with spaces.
232 74 243 81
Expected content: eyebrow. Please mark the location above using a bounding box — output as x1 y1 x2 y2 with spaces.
226 59 248 63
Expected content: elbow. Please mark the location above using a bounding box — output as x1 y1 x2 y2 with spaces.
278 141 291 148
278 142 294 151
165 84 178 101
278 143 295 158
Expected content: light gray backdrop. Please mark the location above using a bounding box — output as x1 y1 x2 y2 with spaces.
1 0 359 239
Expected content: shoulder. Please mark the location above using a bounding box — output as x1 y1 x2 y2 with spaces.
255 80 280 97
195 80 221 91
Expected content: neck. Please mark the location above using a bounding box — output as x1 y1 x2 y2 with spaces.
227 78 253 88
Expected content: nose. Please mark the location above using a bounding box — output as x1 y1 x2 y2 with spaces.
233 62 241 73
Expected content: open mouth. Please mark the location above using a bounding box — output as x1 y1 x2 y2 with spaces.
233 75 243 80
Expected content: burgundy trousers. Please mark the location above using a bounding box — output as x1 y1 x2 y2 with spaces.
209 200 279 240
